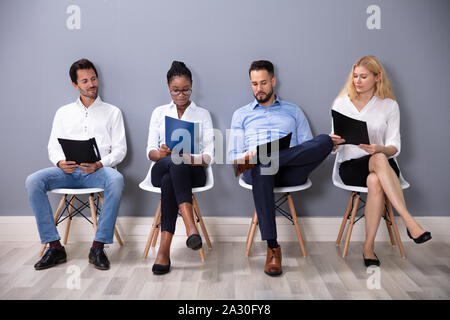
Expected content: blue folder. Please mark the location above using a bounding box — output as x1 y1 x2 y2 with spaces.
165 116 200 154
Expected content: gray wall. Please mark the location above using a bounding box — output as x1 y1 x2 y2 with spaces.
1 0 449 217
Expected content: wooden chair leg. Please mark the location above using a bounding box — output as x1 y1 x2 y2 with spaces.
98 193 123 246
286 193 307 257
342 193 360 258
191 202 205 262
385 196 406 258
114 227 124 246
336 192 356 246
63 195 76 245
89 194 98 233
152 223 160 248
245 209 258 257
384 206 396 246
142 201 161 259
40 195 67 256
40 244 47 257
192 195 212 249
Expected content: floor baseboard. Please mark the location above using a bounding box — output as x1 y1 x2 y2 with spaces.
0 216 448 243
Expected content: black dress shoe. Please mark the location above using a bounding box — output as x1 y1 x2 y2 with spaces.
407 228 432 244
152 259 171 275
34 246 67 270
186 234 202 250
89 246 110 270
363 252 380 267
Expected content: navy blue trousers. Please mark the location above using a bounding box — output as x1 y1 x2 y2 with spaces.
151 156 206 234
242 134 333 240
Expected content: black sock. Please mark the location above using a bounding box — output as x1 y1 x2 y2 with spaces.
267 239 279 249
92 241 104 249
49 240 63 250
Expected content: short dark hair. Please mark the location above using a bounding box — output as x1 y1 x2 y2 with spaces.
167 60 192 84
69 58 98 83
249 60 274 77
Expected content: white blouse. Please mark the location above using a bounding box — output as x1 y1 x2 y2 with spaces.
332 95 401 163
146 101 214 162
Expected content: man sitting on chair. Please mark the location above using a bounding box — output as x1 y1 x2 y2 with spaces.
25 59 127 270
228 60 338 276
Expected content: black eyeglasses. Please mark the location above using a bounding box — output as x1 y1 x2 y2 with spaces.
170 89 192 96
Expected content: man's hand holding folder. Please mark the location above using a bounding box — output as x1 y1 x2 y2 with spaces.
57 137 103 174
57 160 79 174
329 134 345 152
57 160 103 174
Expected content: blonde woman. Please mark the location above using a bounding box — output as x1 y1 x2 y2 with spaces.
329 56 431 267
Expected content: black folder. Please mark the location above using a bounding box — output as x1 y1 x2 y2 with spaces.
332 110 370 145
256 132 292 157
57 138 101 164
232 133 292 177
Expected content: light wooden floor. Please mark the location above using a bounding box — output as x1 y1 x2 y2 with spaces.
0 239 449 300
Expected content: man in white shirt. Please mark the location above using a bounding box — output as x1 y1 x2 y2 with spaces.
25 59 127 270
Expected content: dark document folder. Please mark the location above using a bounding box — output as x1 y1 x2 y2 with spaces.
57 138 101 164
165 116 199 154
332 110 370 145
256 132 292 158
232 133 292 177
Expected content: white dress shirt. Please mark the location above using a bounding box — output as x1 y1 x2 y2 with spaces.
48 96 127 168
332 95 401 163
146 101 214 163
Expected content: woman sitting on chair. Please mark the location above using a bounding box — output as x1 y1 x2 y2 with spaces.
146 61 214 274
329 55 431 267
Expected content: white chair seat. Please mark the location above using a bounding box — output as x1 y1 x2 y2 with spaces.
238 176 312 193
50 188 104 195
139 162 214 193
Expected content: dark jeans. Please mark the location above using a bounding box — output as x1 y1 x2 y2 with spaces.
242 134 334 240
339 154 400 187
151 156 206 234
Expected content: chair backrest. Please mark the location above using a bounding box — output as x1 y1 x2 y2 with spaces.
139 161 214 194
332 154 410 193
139 162 160 193
238 175 312 194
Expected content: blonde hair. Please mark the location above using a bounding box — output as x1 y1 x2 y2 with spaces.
336 55 396 103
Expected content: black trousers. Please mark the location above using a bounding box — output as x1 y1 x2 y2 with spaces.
242 134 334 240
151 156 206 234
339 154 400 187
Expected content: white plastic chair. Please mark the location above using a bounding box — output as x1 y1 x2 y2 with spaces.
238 176 312 257
332 155 409 258
40 187 124 256
139 162 214 262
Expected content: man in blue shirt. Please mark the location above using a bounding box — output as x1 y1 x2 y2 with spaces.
228 60 336 276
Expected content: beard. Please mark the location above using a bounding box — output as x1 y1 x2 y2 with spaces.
81 87 98 99
254 88 274 104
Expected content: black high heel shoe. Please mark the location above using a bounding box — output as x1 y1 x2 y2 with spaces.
407 228 432 244
152 259 171 275
186 234 202 250
363 252 380 267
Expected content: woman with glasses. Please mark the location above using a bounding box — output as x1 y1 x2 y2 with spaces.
329 55 431 267
146 61 214 274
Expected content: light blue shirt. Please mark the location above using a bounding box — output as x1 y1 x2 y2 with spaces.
227 96 313 161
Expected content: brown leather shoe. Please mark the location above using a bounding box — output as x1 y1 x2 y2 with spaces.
264 246 282 276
